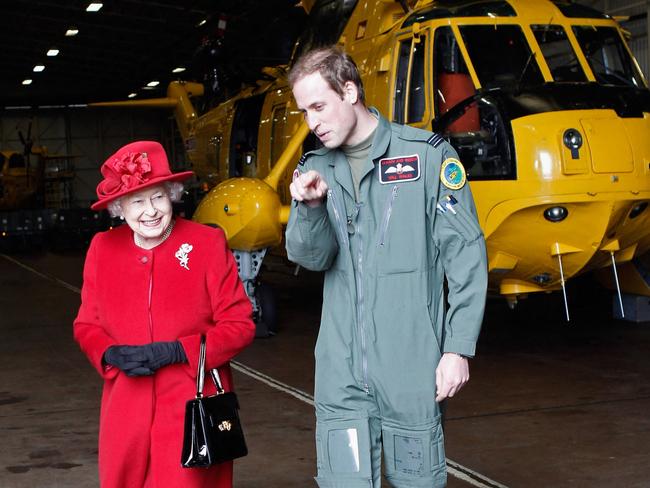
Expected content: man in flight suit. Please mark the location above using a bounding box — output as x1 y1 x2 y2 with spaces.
285 46 488 488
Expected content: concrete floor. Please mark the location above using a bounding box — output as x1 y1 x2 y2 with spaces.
1 248 650 487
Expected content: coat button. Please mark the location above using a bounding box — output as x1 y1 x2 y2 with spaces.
140 256 148 263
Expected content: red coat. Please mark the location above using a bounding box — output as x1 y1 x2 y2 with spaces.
74 217 255 488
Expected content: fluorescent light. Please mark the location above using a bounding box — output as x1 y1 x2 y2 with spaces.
172 67 186 73
5 105 33 110
128 93 137 98
65 28 79 36
22 79 33 85
47 49 60 57
86 3 103 12
68 104 88 108
38 105 66 109
146 80 160 87
197 19 207 27
142 86 156 90
33 65 45 72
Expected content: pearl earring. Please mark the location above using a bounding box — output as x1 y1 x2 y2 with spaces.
120 215 124 220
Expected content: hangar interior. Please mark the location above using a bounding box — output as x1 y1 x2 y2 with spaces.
1 1 650 488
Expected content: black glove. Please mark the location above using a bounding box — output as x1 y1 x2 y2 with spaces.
136 341 188 371
104 342 187 376
104 345 154 376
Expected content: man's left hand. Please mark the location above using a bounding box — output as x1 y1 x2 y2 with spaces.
435 352 470 402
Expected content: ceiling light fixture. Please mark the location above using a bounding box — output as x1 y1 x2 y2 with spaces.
172 67 186 73
128 93 137 98
22 79 33 85
33 65 45 72
86 3 103 12
197 19 207 27
146 81 160 87
65 28 79 36
47 49 60 57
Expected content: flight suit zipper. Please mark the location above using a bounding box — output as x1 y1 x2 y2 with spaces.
354 204 370 394
331 189 369 393
378 185 399 247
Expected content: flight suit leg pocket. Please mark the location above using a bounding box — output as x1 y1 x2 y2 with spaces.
381 417 447 488
315 412 373 487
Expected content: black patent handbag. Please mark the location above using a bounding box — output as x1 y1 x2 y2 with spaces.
181 336 248 468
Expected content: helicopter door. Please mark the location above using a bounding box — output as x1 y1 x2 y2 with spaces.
393 32 429 127
229 94 265 178
432 26 515 180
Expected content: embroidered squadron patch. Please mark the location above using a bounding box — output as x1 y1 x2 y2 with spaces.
440 158 466 190
379 154 420 184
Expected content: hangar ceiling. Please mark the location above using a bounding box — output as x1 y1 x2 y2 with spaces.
0 1 305 108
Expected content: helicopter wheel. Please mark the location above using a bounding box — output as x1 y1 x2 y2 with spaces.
254 282 277 338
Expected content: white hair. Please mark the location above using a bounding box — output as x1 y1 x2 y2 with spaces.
106 181 185 218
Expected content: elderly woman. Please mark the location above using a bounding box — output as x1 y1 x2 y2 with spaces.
73 140 255 488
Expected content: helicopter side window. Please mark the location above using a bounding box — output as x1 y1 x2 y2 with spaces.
573 26 645 88
532 25 587 82
394 40 411 124
229 94 265 178
408 37 426 123
271 105 289 164
433 26 515 181
393 35 427 124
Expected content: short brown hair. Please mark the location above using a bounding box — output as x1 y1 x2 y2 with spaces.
288 46 365 104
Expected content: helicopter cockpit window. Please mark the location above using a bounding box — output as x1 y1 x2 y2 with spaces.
532 25 587 82
433 26 515 180
459 25 544 89
573 26 645 88
393 36 427 124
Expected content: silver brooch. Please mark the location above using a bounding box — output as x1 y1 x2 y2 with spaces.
175 243 193 270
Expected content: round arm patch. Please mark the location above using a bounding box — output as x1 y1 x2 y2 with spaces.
440 158 467 190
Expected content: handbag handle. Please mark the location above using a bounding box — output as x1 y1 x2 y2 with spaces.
196 335 225 399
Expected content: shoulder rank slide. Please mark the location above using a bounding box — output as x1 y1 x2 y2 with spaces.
298 153 309 166
427 133 445 148
440 158 466 190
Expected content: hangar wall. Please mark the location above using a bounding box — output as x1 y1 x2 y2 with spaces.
0 109 182 208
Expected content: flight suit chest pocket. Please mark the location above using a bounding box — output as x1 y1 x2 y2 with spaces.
376 185 425 274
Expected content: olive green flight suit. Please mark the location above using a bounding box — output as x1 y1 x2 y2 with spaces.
286 111 487 488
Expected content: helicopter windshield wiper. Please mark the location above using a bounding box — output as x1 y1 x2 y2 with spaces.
516 50 537 91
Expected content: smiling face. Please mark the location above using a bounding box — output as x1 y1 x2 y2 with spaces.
292 71 360 149
120 184 172 248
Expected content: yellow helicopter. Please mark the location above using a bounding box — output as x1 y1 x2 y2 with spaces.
92 0 650 326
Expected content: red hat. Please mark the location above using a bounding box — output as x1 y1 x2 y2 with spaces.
91 140 193 210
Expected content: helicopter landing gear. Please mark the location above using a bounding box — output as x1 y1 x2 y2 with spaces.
233 248 277 338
